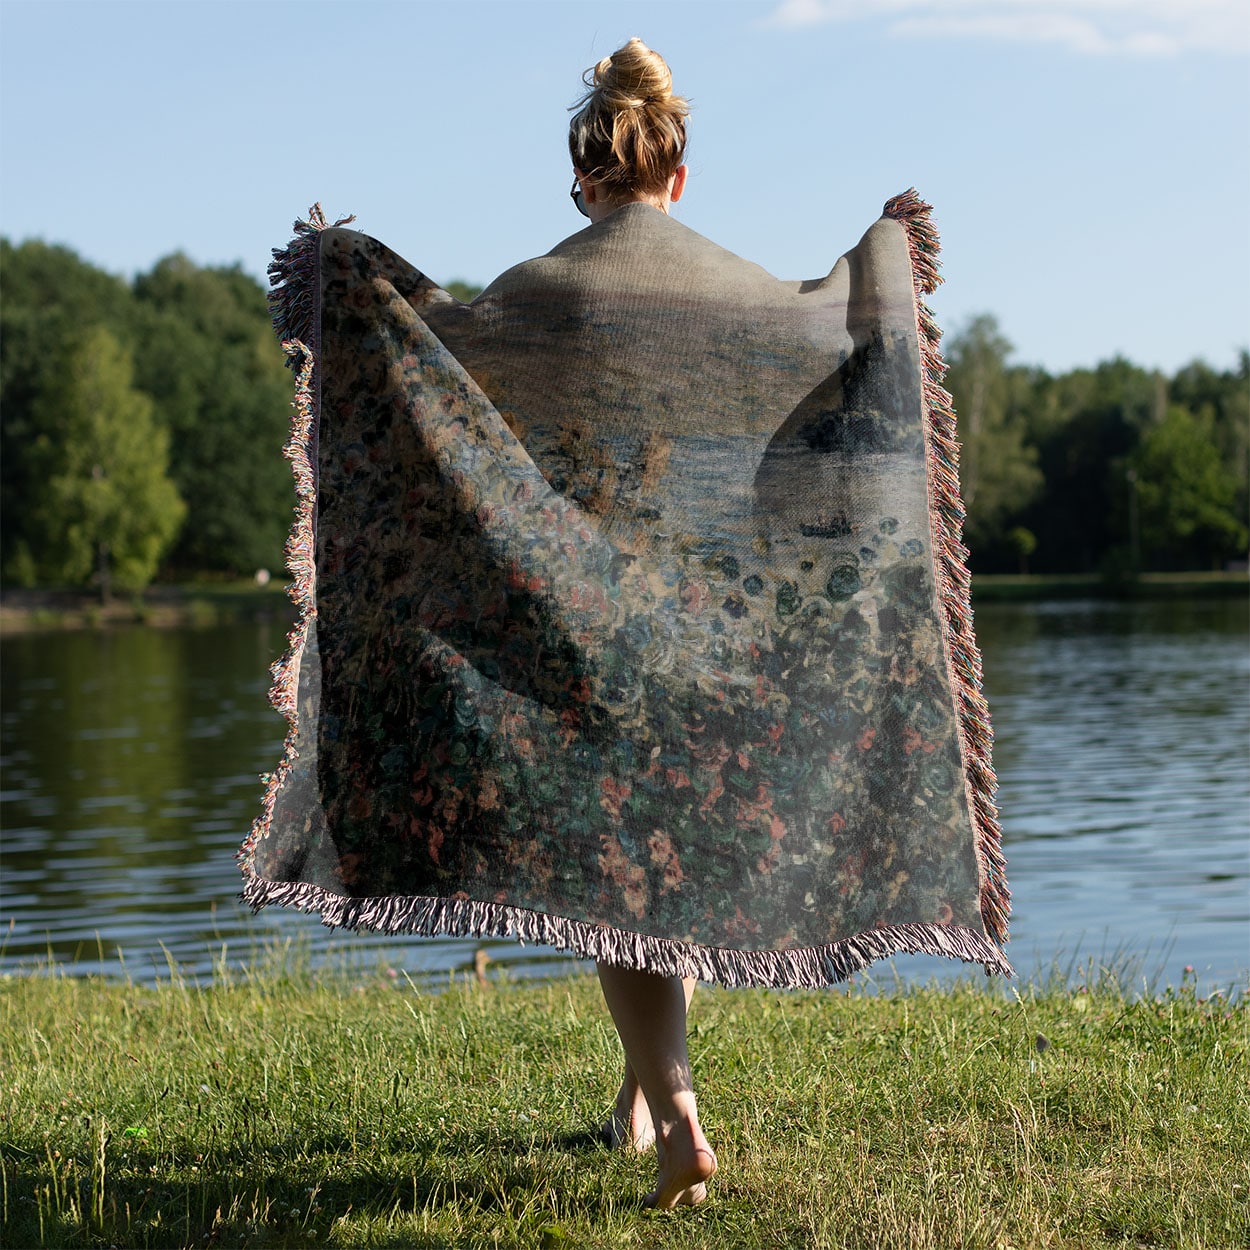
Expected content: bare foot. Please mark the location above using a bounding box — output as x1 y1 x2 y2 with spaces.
644 1118 717 1209
602 1075 655 1151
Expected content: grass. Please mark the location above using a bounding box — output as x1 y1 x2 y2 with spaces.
1 957 1246 1249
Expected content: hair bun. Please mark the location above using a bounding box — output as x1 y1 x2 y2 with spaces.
594 36 673 109
569 38 689 197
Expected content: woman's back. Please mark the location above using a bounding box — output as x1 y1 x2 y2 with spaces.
424 203 918 554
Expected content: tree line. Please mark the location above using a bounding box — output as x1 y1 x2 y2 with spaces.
945 316 1247 576
1 238 1245 596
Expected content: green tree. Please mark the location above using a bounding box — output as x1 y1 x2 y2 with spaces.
0 239 139 580
132 255 293 574
943 315 1043 560
444 279 483 303
26 327 185 598
1007 526 1037 575
1021 357 1161 573
1132 405 1247 569
1168 353 1250 542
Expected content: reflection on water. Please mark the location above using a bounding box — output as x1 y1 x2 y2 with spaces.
2 597 1246 990
966 596 1249 990
0 624 586 985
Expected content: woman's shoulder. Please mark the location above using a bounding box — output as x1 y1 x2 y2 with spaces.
481 205 799 307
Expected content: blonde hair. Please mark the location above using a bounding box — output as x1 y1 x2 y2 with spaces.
568 38 689 198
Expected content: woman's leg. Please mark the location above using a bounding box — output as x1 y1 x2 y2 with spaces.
603 1055 654 1151
596 963 717 1208
602 977 696 1151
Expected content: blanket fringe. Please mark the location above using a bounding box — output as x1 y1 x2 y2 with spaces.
239 205 349 874
235 341 317 874
240 873 1013 987
883 189 1011 947
266 203 355 360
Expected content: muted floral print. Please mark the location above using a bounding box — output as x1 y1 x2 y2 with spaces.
249 213 989 956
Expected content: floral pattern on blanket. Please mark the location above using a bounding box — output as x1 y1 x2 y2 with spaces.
248 224 986 955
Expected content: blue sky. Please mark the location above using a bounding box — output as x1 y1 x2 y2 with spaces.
2 0 1246 375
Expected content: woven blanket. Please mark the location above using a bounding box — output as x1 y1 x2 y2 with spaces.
239 192 1011 987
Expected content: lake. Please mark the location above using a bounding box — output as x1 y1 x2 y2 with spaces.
2 596 1246 994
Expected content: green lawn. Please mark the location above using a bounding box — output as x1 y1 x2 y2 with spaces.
2 959 1246 1249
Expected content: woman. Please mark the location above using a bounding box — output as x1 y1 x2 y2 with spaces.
244 37 1010 1215
566 44 716 1207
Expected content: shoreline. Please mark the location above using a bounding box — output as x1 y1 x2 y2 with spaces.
0 582 296 634
1 571 1245 635
969 569 1248 602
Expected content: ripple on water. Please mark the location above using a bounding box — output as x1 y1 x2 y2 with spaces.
1 603 1246 990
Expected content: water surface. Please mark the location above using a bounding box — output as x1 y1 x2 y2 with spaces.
2 597 1246 992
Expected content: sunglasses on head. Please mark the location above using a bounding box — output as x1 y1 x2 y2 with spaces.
570 177 589 219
